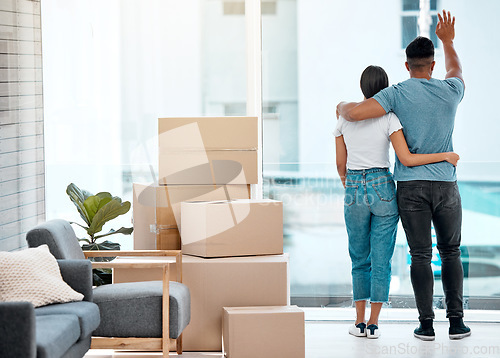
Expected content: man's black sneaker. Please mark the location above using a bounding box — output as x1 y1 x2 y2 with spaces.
414 324 435 341
449 320 471 340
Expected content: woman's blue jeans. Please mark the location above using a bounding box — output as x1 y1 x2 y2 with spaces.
344 168 399 303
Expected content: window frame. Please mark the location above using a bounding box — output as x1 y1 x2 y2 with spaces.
401 0 440 49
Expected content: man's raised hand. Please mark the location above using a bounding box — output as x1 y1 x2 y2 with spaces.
436 10 455 44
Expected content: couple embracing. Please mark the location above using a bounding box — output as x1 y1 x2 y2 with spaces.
335 10 470 341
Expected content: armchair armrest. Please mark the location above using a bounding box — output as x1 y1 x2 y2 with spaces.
57 259 93 302
0 302 36 358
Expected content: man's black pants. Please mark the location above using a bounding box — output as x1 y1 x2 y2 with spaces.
397 180 464 321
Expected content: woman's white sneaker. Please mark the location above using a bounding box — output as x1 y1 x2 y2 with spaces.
349 322 367 337
367 324 380 339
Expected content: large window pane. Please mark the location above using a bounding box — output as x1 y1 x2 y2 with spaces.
403 0 419 11
402 16 418 48
42 0 247 247
263 0 500 306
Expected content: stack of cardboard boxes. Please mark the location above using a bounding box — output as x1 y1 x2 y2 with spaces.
133 116 257 250
122 117 304 355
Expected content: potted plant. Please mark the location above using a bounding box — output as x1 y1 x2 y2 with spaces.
66 183 133 285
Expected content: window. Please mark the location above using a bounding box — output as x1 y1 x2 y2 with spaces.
42 0 247 247
401 0 439 48
223 1 277 16
223 1 245 15
40 0 500 310
263 0 500 307
224 103 246 116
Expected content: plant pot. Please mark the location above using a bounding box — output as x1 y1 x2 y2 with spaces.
82 240 121 286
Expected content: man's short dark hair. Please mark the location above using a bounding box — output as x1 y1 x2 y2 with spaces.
360 65 389 99
406 36 435 70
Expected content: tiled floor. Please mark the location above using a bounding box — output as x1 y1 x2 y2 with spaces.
85 308 500 358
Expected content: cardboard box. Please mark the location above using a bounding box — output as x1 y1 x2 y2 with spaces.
132 183 250 250
156 227 180 250
157 184 250 230
181 199 283 258
159 151 257 185
132 183 156 250
113 254 289 351
223 306 305 358
158 117 258 185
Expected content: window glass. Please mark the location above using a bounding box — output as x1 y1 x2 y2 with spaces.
402 0 419 11
42 0 246 247
402 0 439 48
403 0 437 11
263 0 500 306
402 16 418 48
41 0 500 308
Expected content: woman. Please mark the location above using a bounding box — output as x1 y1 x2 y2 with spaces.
334 65 459 339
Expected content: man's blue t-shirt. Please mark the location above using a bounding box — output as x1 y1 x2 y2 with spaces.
373 77 464 182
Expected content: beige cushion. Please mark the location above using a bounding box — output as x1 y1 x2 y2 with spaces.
0 244 83 307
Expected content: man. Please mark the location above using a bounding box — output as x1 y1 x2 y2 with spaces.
336 10 470 341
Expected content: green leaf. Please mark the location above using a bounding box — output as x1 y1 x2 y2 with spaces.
69 221 89 231
83 192 114 223
87 199 131 236
94 227 134 240
96 192 112 212
96 192 113 200
83 196 100 223
66 183 92 226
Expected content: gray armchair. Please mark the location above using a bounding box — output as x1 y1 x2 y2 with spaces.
0 260 100 358
26 219 190 357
